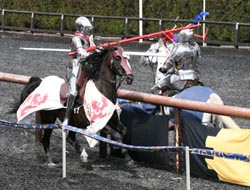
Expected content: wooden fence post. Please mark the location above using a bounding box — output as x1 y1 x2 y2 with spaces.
174 108 182 174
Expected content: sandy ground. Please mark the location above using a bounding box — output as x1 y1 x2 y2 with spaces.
0 33 250 190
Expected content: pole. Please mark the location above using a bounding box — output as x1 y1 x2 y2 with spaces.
203 0 207 47
1 72 250 119
185 146 191 190
77 24 201 54
139 0 143 43
62 128 67 178
20 24 200 57
21 24 201 57
19 48 169 57
3 72 250 119
0 72 30 84
20 47 70 52
174 108 181 173
117 89 250 119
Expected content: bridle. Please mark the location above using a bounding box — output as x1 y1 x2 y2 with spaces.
100 55 129 90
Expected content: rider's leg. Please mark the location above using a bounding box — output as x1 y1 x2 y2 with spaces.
63 59 80 126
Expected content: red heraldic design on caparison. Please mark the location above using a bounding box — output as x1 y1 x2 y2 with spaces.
20 93 48 118
90 97 109 122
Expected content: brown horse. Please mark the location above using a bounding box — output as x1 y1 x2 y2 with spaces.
11 46 134 165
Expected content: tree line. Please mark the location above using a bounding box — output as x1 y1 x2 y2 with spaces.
0 0 249 42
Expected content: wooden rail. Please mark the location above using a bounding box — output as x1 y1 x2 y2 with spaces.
0 72 31 85
1 72 250 119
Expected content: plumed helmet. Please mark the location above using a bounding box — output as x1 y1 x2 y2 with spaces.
178 29 193 43
75 16 93 35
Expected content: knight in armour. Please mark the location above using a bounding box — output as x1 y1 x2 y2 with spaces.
63 16 95 126
151 28 201 96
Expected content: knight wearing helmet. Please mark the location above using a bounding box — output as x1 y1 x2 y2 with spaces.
63 16 95 126
151 28 201 96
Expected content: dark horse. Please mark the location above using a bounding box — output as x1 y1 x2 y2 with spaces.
11 46 134 165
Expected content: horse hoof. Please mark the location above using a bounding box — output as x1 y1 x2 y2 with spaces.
126 159 135 167
80 155 88 163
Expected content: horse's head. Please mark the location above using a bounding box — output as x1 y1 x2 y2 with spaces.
140 39 173 84
140 42 160 66
111 47 133 85
84 46 133 85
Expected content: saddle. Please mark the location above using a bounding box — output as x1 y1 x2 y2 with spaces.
163 79 200 97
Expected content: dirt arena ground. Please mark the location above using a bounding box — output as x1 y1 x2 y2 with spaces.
0 32 250 189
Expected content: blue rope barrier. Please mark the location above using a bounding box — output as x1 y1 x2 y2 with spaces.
190 148 250 162
0 119 61 129
1 119 250 162
64 125 183 152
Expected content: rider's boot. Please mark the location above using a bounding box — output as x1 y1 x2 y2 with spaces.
63 75 78 126
151 85 163 95
63 94 76 126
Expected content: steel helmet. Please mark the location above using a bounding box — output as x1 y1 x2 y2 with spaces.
178 29 193 43
75 16 93 35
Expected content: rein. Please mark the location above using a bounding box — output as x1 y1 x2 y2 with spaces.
100 75 125 90
100 75 116 84
110 57 127 90
87 48 130 90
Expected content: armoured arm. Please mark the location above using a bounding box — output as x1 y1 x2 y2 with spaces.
71 36 88 57
168 44 197 70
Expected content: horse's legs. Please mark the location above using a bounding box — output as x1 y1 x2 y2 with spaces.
67 130 88 162
106 113 133 164
99 129 108 158
97 111 127 158
42 129 55 166
39 110 57 166
109 111 127 137
67 131 81 153
64 107 90 162
101 125 124 158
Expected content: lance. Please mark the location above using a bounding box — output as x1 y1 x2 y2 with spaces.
18 47 169 57
19 24 201 57
69 24 201 56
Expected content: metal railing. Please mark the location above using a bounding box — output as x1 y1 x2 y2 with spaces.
1 9 250 48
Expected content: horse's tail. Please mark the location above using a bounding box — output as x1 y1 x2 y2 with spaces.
8 76 42 114
209 93 241 129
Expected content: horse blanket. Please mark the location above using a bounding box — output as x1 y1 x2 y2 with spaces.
183 116 250 186
169 86 215 124
17 75 117 147
17 76 65 122
120 104 250 186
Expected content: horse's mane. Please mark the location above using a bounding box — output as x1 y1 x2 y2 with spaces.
82 46 116 79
